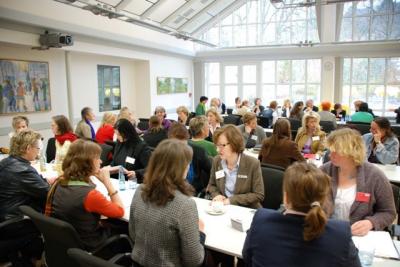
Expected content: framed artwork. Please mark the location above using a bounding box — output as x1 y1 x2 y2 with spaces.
157 77 188 95
0 59 51 114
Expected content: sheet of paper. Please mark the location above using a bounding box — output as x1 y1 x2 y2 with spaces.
352 231 399 259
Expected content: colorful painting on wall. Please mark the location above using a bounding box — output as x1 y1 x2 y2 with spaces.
0 59 51 114
157 77 188 95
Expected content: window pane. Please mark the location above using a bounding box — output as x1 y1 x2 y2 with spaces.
292 60 305 83
233 25 246 47
369 58 385 83
342 85 351 108
387 58 400 84
351 85 367 103
225 85 238 106
291 20 306 43
247 24 257 46
373 0 390 14
276 85 290 103
225 66 238 83
262 85 275 104
276 22 291 44
247 0 258 24
98 65 120 112
308 19 319 42
277 60 290 83
207 85 220 100
243 85 257 103
262 61 275 83
340 17 353 41
207 63 220 84
292 7 306 20
261 22 276 44
307 59 321 83
386 85 400 111
233 4 247 25
355 0 371 16
243 65 257 83
367 84 384 111
343 2 353 17
292 85 306 102
352 58 368 83
354 17 370 41
343 58 351 83
221 14 233 26
220 26 233 47
389 15 400 39
207 27 219 44
307 84 320 103
370 15 388 40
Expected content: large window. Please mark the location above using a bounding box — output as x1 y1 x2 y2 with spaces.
342 57 400 116
200 0 318 48
98 65 121 112
205 59 321 107
340 0 400 41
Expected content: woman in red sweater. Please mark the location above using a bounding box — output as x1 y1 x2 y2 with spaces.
96 112 117 144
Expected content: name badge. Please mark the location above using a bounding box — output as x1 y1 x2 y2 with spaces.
312 136 320 141
237 174 248 179
126 156 135 165
251 135 258 141
215 170 225 179
355 192 370 203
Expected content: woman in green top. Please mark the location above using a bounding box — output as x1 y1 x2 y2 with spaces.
195 96 208 116
189 116 218 157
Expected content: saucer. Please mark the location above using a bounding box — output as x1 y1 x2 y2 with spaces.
205 206 226 215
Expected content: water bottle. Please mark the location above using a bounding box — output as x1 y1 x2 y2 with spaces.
128 176 137 189
39 152 46 172
118 166 126 191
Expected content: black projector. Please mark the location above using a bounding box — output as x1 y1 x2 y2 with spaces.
39 32 74 48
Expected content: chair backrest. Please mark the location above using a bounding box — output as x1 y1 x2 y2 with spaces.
223 114 242 125
46 137 56 163
257 116 270 129
319 120 336 134
99 143 113 167
68 248 121 267
137 118 149 131
391 184 400 225
261 166 285 210
346 122 371 135
288 118 301 131
226 108 233 115
19 205 84 267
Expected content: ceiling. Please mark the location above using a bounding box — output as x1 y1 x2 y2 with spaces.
54 0 248 47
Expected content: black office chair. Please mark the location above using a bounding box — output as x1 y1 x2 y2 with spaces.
257 116 271 129
137 118 149 131
223 114 242 125
99 143 113 167
46 137 56 163
226 108 233 115
319 121 336 134
19 206 132 267
261 165 285 210
346 122 371 135
289 118 301 131
68 248 129 267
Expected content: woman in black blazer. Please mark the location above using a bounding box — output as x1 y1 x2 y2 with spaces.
243 162 361 267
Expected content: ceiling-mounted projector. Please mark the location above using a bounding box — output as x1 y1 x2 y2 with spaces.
36 31 74 49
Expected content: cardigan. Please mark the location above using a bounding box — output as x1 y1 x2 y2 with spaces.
129 186 205 267
362 133 399 164
208 153 264 208
259 138 305 169
320 161 396 230
237 125 266 147
243 209 361 267
294 128 326 154
75 120 93 139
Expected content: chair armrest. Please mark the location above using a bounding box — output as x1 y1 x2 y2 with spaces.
389 225 400 238
92 234 134 256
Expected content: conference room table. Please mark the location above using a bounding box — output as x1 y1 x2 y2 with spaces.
38 164 399 266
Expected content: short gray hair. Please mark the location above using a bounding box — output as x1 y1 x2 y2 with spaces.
189 116 208 137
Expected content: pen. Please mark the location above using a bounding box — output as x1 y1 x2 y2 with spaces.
374 255 400 261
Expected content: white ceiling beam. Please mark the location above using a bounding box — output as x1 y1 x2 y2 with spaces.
115 0 133 12
191 0 246 36
177 0 233 32
160 0 197 27
140 0 169 20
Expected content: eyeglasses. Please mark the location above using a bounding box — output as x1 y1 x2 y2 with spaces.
216 143 230 148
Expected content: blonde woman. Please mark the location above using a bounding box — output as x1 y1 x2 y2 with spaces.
95 112 117 144
294 112 326 155
176 105 191 126
206 108 223 137
281 99 292 118
321 128 396 236
9 115 29 138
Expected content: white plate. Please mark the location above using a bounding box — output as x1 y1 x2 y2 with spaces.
205 206 226 216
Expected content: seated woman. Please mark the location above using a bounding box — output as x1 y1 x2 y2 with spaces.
281 99 292 118
295 112 326 155
259 118 304 169
321 128 396 236
111 119 152 179
118 106 142 135
46 140 124 251
289 101 304 121
75 107 96 140
351 102 374 123
51 115 77 170
208 125 264 208
143 115 168 148
154 106 171 130
318 101 337 128
331 103 346 120
176 105 192 126
206 107 223 142
95 112 117 144
189 116 218 157
0 130 49 266
129 139 205 267
237 112 266 148
243 162 361 267
363 117 399 165
9 115 29 138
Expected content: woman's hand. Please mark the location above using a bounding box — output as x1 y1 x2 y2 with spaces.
199 219 205 232
223 198 230 205
245 125 253 134
351 220 373 236
212 195 226 202
95 167 111 184
373 131 382 144
124 168 135 178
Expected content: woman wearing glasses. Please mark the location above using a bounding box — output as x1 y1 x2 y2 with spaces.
208 125 264 209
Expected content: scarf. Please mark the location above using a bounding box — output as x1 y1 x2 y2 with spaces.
86 119 96 139
55 132 77 145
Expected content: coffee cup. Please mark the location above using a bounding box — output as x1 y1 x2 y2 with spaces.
211 201 224 213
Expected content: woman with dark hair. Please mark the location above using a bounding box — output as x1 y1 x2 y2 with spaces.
143 115 168 148
111 119 152 179
351 102 373 123
51 115 77 171
289 101 304 121
253 98 265 115
243 162 361 267
259 118 304 169
331 103 346 120
75 107 96 140
363 117 399 164
129 139 206 266
46 140 124 251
